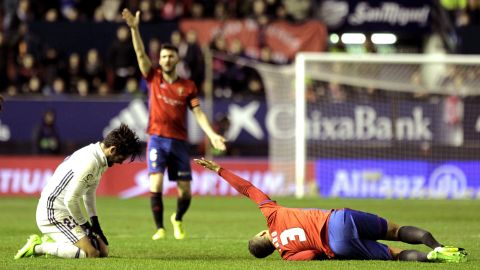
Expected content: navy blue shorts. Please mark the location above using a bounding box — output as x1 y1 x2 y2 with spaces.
147 135 192 181
327 209 392 260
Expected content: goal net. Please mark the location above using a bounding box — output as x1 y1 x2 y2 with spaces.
209 53 480 198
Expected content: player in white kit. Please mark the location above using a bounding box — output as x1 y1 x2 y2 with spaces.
14 123 142 259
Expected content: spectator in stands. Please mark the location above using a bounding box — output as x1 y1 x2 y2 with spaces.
282 0 311 22
225 39 247 94
3 0 18 32
65 53 84 93
209 35 230 97
189 2 205 19
107 26 137 92
76 78 90 97
123 77 144 98
214 2 229 21
170 30 184 50
183 29 205 90
251 0 270 26
244 68 265 98
250 0 270 49
44 8 59 22
93 0 122 22
84 48 105 92
24 75 42 94
41 47 64 87
33 108 61 155
169 30 190 80
441 0 468 26
6 0 34 32
147 38 161 69
258 46 275 64
275 3 287 20
0 31 8 91
16 53 38 93
157 0 187 21
44 77 67 97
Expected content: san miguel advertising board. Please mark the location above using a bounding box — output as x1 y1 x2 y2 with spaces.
318 0 433 33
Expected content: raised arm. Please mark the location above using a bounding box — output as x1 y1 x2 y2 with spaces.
194 158 270 204
122 9 152 77
192 106 226 151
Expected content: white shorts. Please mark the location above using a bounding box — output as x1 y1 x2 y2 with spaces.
37 210 86 244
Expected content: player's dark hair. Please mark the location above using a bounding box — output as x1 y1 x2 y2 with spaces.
160 43 179 54
248 236 275 258
103 123 142 162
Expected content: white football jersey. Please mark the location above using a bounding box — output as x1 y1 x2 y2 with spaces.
36 142 108 228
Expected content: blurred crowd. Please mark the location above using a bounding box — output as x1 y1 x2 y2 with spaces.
441 0 480 27
0 0 477 102
0 0 315 98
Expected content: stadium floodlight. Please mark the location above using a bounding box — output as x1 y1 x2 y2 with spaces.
329 33 340 44
341 33 366 44
371 33 397 45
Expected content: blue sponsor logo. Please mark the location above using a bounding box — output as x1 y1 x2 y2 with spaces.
316 159 480 199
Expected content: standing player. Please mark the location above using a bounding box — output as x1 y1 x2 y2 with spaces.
194 158 468 262
14 124 142 259
122 9 226 240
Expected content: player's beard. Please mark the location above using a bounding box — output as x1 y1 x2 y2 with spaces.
162 65 175 75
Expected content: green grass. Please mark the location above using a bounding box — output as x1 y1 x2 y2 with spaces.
1 196 478 270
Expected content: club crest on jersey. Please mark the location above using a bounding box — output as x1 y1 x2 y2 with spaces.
177 87 185 96
81 173 95 186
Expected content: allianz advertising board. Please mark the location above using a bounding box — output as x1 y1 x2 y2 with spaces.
316 159 480 199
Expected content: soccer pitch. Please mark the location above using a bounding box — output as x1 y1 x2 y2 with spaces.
1 197 478 270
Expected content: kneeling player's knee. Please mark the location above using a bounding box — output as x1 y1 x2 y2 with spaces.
85 248 100 258
100 249 109 257
100 245 109 257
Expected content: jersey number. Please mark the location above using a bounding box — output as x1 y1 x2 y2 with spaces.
63 215 79 230
279 228 306 245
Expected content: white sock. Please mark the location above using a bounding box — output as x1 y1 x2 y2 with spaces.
34 243 86 258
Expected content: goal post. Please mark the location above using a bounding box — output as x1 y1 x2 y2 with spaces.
292 52 480 198
295 54 307 198
206 52 480 198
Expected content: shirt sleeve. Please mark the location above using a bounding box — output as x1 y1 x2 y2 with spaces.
144 67 157 81
63 161 97 225
188 82 200 108
218 168 271 204
83 182 98 218
64 175 90 225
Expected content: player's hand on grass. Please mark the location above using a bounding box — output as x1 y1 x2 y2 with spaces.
209 134 226 152
122 9 140 29
194 158 221 173
91 216 109 245
80 222 94 237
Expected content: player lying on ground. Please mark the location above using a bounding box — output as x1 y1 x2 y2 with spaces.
14 124 142 259
194 158 468 262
